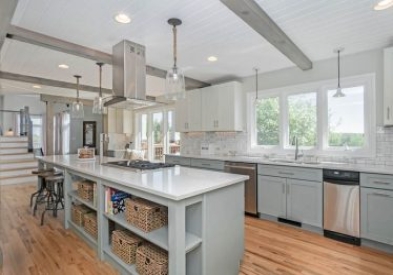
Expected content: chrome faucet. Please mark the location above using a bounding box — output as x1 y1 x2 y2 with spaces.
291 136 303 161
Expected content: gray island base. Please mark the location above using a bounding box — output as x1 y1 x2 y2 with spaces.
37 155 248 275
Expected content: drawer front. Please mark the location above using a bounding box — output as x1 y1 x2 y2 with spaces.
165 155 191 166
190 158 224 171
258 164 322 181
361 173 393 191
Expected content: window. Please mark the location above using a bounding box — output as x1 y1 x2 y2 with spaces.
249 74 375 156
255 97 280 146
328 87 364 148
30 115 43 149
288 92 317 147
135 108 180 161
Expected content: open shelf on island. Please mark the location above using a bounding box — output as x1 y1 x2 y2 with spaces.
68 220 97 248
104 212 202 253
103 247 138 275
68 190 97 211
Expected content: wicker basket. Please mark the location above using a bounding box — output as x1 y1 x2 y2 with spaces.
83 212 98 239
77 180 95 201
112 230 143 265
71 204 92 226
136 243 168 275
125 198 168 232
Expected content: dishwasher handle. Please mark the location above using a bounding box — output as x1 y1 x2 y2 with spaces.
224 164 256 171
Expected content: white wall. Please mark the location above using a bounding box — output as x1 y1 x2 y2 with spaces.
0 94 46 133
241 48 383 125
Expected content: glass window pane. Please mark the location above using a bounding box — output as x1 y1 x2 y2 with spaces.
152 112 163 161
255 97 280 146
328 86 365 148
288 92 317 147
139 114 148 159
168 111 181 154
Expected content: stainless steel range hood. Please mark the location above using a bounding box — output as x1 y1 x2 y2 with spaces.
104 40 160 109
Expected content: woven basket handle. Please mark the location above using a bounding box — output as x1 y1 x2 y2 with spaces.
134 205 138 211
145 258 151 265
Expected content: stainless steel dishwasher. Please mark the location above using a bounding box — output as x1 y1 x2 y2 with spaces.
224 162 257 215
323 169 360 245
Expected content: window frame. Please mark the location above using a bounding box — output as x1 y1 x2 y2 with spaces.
247 74 376 157
134 105 178 161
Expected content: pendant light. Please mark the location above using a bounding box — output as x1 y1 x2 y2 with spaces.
92 62 107 114
333 48 345 98
165 18 186 100
253 67 259 102
71 75 84 119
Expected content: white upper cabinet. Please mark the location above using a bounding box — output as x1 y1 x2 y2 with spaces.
201 81 243 132
175 89 202 132
384 47 393 126
175 81 243 132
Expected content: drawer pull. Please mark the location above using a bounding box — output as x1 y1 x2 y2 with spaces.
373 181 391 185
373 193 392 198
201 163 211 166
278 171 294 176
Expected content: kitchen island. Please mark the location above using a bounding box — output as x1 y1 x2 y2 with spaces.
37 155 248 275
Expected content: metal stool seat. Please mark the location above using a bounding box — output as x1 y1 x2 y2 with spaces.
40 174 64 225
31 169 62 216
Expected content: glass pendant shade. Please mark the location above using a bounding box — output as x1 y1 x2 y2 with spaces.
165 66 186 100
333 87 345 98
165 18 186 100
71 101 84 118
92 96 107 114
71 75 84 119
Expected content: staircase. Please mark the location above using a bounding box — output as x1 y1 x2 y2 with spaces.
0 136 37 185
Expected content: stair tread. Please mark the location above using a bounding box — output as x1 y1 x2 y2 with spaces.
0 166 37 172
0 174 36 180
0 159 36 164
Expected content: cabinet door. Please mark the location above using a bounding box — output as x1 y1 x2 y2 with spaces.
384 47 393 126
201 81 243 132
286 179 323 227
361 188 393 245
175 98 189 132
258 175 286 218
187 89 202 131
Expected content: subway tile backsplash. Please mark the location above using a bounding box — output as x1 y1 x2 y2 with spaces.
180 127 393 166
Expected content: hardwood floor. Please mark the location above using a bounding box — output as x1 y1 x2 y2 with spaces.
1 184 392 275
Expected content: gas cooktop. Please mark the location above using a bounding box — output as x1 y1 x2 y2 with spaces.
103 160 175 171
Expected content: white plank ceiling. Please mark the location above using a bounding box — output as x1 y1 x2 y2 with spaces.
1 0 393 98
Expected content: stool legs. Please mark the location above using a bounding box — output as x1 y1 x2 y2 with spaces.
41 180 64 226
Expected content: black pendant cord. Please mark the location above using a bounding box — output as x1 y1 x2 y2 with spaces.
337 50 341 89
96 62 104 98
74 75 81 102
173 25 177 69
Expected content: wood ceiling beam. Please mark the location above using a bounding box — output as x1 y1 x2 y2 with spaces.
6 25 210 89
220 0 313 71
0 71 113 94
0 0 18 51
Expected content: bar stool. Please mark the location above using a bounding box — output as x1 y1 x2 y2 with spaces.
40 174 65 226
31 169 63 216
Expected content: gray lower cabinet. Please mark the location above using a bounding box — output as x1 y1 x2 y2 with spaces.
286 179 322 227
258 175 286 218
361 187 393 245
258 165 323 228
165 155 191 166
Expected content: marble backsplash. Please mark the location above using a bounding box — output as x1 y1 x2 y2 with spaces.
180 127 393 166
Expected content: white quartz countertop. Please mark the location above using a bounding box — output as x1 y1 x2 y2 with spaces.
37 155 249 201
166 154 393 175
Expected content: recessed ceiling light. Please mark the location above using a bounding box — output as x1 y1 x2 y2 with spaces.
58 64 69 69
114 13 131 24
32 85 41 89
207 56 218 62
374 0 393 10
